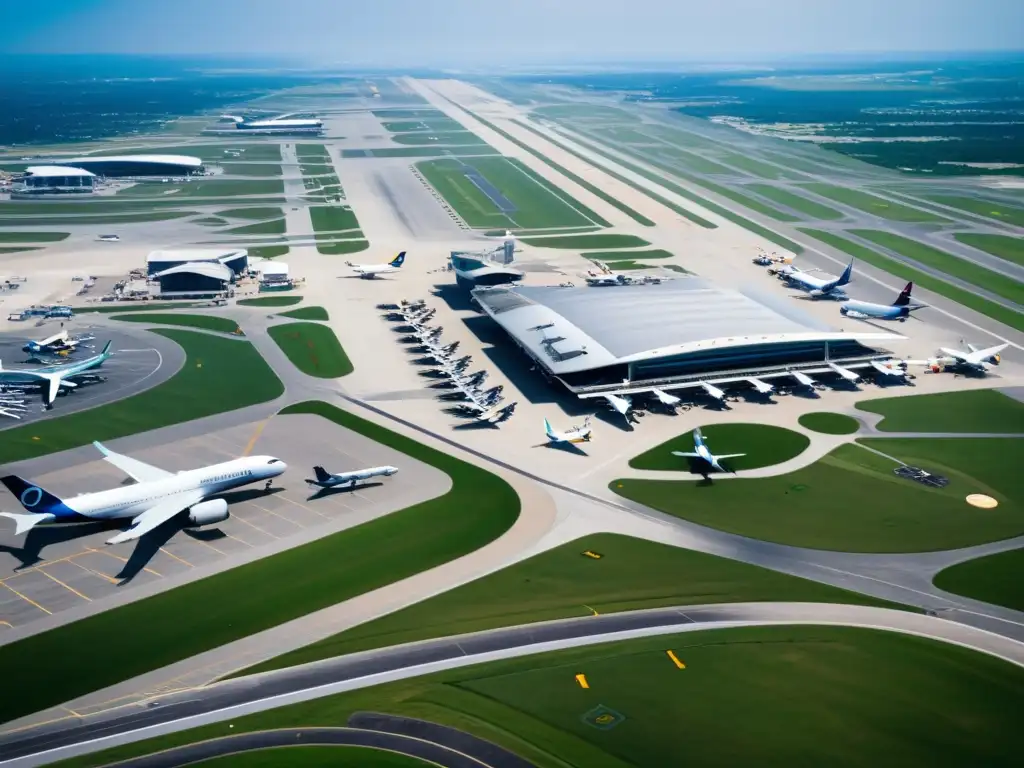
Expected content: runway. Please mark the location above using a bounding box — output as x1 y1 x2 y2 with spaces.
2 602 1021 766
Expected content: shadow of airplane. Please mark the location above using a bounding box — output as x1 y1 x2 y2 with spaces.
306 481 383 501
0 520 120 570
216 486 285 504
536 440 590 457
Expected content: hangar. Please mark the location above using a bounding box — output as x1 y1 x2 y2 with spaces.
146 249 248 277
59 154 204 178
153 262 233 297
471 279 904 398
12 166 96 197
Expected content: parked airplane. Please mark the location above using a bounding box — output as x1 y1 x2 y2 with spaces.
671 428 745 475
604 393 632 419
783 261 853 299
476 402 517 425
0 441 287 544
0 341 112 408
927 342 1008 375
544 415 593 444
22 330 93 357
306 464 398 489
346 251 406 279
840 282 923 321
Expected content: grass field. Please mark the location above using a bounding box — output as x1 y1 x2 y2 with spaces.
0 231 69 243
924 195 1024 227
372 109 447 119
393 131 489 146
850 229 1024 306
613 438 1024 552
629 423 810 472
856 389 1024 433
953 233 1024 267
226 218 286 236
719 153 805 180
522 234 650 249
0 210 195 226
118 178 284 199
268 322 352 377
0 246 41 254
801 184 948 222
237 296 302 307
584 248 674 261
746 184 845 219
0 401 520 726
250 533 905 672
933 548 1024 612
799 228 1024 332
59 625 1024 768
181 748 435 767
798 412 860 434
80 302 205 314
416 156 606 230
316 239 369 255
295 144 331 162
219 206 283 221
278 306 329 321
341 146 501 159
219 162 282 177
249 245 290 258
112 313 243 334
309 205 360 234
0 330 282 464
533 104 640 121
382 118 465 133
651 146 737 175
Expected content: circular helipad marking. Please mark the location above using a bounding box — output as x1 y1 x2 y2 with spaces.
966 494 998 509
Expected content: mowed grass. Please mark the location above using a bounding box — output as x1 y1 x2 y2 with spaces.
183 748 435 767
393 132 489 146
112 313 243 334
0 401 520 726
925 195 1024 227
953 233 1024 267
630 423 810 472
798 228 1024 332
719 152 805 180
801 183 948 222
117 178 284 199
279 306 329 321
746 184 844 220
382 118 465 133
0 331 282 464
0 246 41 254
0 210 195 226
521 234 650 249
798 412 861 435
342 146 501 159
416 156 605 229
237 295 302 307
249 245 290 258
317 239 369 255
0 231 69 243
219 162 282 177
584 248 674 261
612 439 1024 552
934 548 1024 612
61 626 1024 768
219 206 284 221
268 322 352 377
309 205 360 233
850 229 1024 306
250 533 906 673
226 218 286 236
856 389 1024 433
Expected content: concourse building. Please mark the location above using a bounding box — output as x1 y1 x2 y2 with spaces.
153 262 233 298
58 154 204 178
12 166 96 197
146 249 248 277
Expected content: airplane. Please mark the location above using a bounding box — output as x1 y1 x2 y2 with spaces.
544 415 593 444
0 441 287 544
475 402 517 425
700 381 728 402
870 359 910 381
414 342 461 364
346 251 406 279
305 464 398 489
604 393 632 418
22 331 95 359
421 355 472 377
927 342 1008 375
651 388 681 410
747 378 776 397
0 341 112 408
783 260 853 299
584 262 632 287
840 282 923 322
671 427 745 475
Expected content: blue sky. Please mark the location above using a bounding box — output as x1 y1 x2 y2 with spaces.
3 0 1022 65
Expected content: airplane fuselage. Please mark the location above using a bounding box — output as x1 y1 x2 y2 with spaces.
308 466 398 487
840 301 912 321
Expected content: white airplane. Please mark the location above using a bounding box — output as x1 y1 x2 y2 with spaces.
476 402 517 425
783 261 853 299
22 330 93 357
747 378 775 396
671 427 745 474
604 393 632 418
840 282 924 322
651 388 681 409
584 262 632 287
0 341 112 408
927 342 1008 374
871 360 909 380
828 361 861 384
700 381 728 401
346 251 406 279
544 415 593 444
0 441 287 544
306 464 398 489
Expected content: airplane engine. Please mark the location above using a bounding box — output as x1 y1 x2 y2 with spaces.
990 353 1001 366
187 499 229 527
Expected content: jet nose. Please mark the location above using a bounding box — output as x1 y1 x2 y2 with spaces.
272 461 288 475
387 467 399 476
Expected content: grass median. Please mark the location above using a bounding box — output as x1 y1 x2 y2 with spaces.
933 548 1024 612
629 423 810 472
268 322 352 377
237 296 302 307
856 390 1024 433
278 306 329 321
112 313 243 334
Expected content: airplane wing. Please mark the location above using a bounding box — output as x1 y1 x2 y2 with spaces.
106 490 204 545
671 451 701 458
93 441 173 483
968 343 1008 363
716 453 747 460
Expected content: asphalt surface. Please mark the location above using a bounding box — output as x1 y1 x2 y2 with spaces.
2 602 1021 767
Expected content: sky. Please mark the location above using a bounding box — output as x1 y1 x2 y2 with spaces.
3 0 1023 66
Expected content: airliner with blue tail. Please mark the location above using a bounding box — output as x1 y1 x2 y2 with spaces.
346 251 406 279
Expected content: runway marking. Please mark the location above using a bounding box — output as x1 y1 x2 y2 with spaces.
666 650 686 669
583 604 600 616
38 568 92 602
230 513 281 540
242 418 271 457
86 547 162 578
275 493 331 520
0 620 12 628
250 501 307 529
0 551 89 584
68 556 119 584
0 580 52 615
222 531 255 548
158 548 194 568
188 536 228 557
575 673 590 689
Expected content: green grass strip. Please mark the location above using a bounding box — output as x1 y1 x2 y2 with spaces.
112 313 243 335
798 412 860 435
521 234 650 249
0 232 70 243
952 233 1024 268
746 184 845 220
268 321 352 377
934 548 1024 612
237 296 302 307
278 306 329 321
0 400 520 725
856 390 1024 434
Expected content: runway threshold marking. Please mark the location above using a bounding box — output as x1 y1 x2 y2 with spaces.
0 580 52 615
38 568 92 602
575 673 590 689
666 650 686 669
242 418 271 457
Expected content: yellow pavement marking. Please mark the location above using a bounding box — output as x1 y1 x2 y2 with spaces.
666 650 686 669
251 501 304 528
231 513 280 540
86 546 162 577
0 551 88 584
581 550 603 559
69 557 119 585
583 604 599 616
1 580 52 615
223 531 254 548
188 536 228 556
242 418 271 457
38 568 92 602
575 673 589 689
0 620 13 628
158 548 194 568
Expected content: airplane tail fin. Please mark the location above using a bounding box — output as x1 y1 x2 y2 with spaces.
1 475 68 514
0 511 55 535
892 282 913 307
543 418 554 436
99 341 112 358
836 260 854 286
390 251 406 268
312 466 332 483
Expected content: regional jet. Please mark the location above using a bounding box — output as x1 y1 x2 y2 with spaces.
22 330 95 359
671 427 745 475
783 261 854 299
0 341 112 408
927 342 1008 375
346 251 406 279
306 464 398 489
544 415 593 445
840 282 923 322
0 441 287 544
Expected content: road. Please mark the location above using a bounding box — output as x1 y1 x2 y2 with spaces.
2 602 1021 767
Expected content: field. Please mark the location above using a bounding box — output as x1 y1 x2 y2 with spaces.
953 233 1024 267
745 184 845 219
0 401 520 726
381 118 465 133
521 234 650 249
237 296 302 307
341 146 501 159
798 229 1024 332
392 131 489 146
60 626 1024 768
612 439 1024 552
186 748 433 767
372 109 447 119
295 144 331 162
219 206 284 221
0 246 40 254
309 205 360 234
90 143 283 162
250 532 904 672
226 218 286 236
798 412 860 435
652 146 736 175
0 210 195 226
850 229 1024 306
800 184 948 222
249 245 290 258
317 239 369 255
112 313 242 334
279 306 329 321
856 389 1024 433
925 195 1024 227
0 331 282 464
267 322 353 378
0 231 69 243
719 152 804 179
415 156 606 230
629 424 810 472
686 176 799 221
219 162 282 177
117 178 284 199
584 248 674 261
933 548 1024 611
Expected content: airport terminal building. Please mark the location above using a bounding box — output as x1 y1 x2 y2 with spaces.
58 154 204 178
472 279 903 399
12 166 96 197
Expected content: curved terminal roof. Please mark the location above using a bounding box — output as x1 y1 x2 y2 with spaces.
472 279 904 375
147 248 246 264
66 155 203 170
24 165 95 178
153 262 233 281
